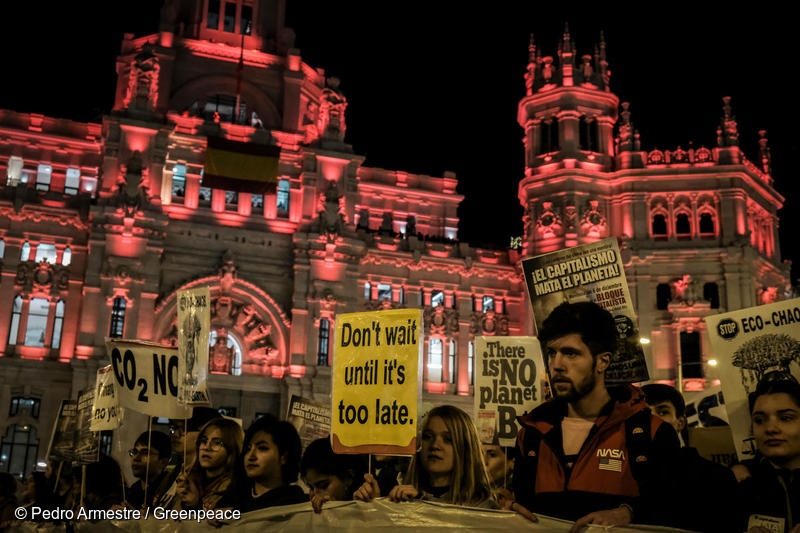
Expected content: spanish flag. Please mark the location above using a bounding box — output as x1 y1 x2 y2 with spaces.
202 137 281 194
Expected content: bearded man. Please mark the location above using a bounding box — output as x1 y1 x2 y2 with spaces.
512 302 680 532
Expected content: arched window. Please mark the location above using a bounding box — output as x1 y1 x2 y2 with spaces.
62 247 72 266
428 338 443 382
8 296 23 345
52 300 65 349
656 283 671 310
0 424 39 478
699 212 715 235
208 331 243 376
318 318 330 366
651 214 667 237
468 341 475 385
703 282 720 309
579 117 599 152
24 298 49 347
448 340 456 384
109 297 126 338
20 241 30 261
675 213 691 236
541 118 559 153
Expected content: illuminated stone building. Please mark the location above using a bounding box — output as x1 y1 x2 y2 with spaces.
0 0 520 476
0 6 789 477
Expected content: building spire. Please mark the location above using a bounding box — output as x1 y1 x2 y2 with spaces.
525 34 537 96
758 130 772 175
618 102 634 152
718 96 739 147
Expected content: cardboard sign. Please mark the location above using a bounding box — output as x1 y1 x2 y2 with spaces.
177 286 211 406
474 336 548 446
47 399 77 462
688 426 737 467
331 309 422 454
521 237 649 383
91 365 123 431
105 339 192 419
75 388 100 464
704 297 800 460
683 385 729 429
286 395 331 450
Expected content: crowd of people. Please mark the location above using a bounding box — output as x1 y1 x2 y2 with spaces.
1 301 798 532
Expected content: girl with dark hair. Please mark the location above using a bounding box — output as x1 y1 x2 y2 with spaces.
221 414 306 513
300 437 368 513
355 405 497 508
181 418 243 511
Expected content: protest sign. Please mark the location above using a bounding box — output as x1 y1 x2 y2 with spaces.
704 297 800 460
683 385 728 429
177 286 211 406
91 365 123 431
75 388 100 464
105 338 192 419
688 426 738 467
473 336 547 446
286 395 331 450
47 399 77 462
331 308 422 454
521 237 649 383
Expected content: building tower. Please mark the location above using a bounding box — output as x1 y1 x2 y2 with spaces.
517 29 790 390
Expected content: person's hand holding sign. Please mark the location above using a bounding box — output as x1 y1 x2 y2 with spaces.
352 473 380 502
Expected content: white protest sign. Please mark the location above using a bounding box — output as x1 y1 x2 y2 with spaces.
177 286 211 405
704 297 800 460
91 365 123 431
474 336 548 446
105 339 192 419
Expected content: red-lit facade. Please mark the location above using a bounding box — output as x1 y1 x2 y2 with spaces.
0 6 789 476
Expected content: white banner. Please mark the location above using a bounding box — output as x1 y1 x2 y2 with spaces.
473 336 548 446
91 365 124 431
177 286 211 405
704 297 800 460
105 339 192 419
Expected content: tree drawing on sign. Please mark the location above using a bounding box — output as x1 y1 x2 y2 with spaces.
732 333 800 393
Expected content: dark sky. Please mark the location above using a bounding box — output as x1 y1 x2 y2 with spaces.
2 3 796 281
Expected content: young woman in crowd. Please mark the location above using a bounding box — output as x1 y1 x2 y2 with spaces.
301 437 368 513
354 405 497 508
218 414 306 513
740 376 800 533
181 418 243 510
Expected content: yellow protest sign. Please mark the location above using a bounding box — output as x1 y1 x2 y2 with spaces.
331 309 422 455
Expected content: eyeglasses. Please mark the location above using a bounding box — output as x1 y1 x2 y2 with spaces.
198 437 226 451
129 448 155 458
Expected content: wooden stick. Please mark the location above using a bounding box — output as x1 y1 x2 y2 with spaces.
53 462 63 494
144 417 153 508
80 465 86 508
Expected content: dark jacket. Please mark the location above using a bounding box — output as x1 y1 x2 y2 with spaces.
513 385 681 525
218 483 307 513
673 447 739 533
737 457 800 531
127 470 167 510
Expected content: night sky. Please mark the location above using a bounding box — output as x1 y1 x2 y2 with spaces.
2 3 796 282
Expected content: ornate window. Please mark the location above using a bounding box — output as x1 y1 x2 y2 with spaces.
656 284 671 310
9 397 41 418
428 338 443 383
208 331 243 376
6 156 23 186
8 296 22 345
24 298 49 347
52 300 65 350
377 283 392 301
34 243 57 264
651 214 667 237
703 282 720 309
675 212 692 236
62 247 72 266
276 179 290 214
448 340 456 384
579 116 598 152
20 241 30 261
36 164 52 192
318 318 330 366
482 296 495 313
172 164 186 201
680 331 703 379
0 424 39 478
65 168 80 195
109 297 126 338
431 290 444 308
